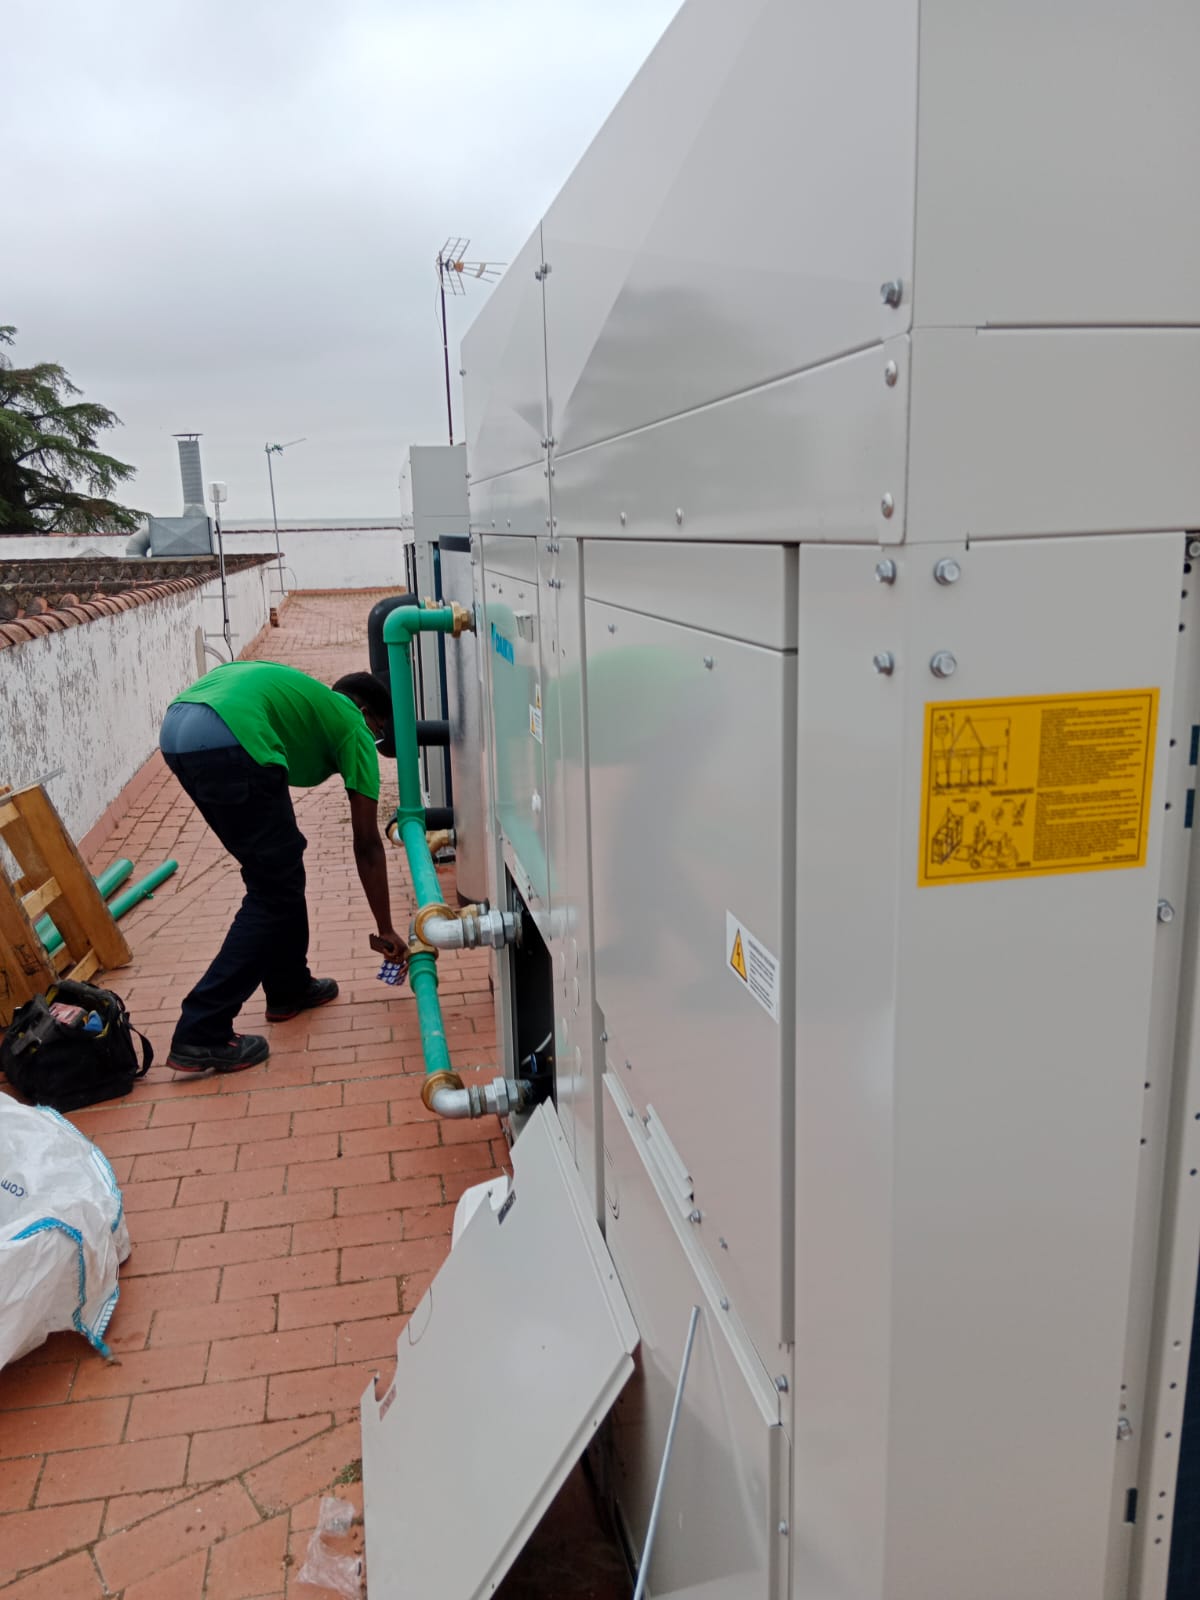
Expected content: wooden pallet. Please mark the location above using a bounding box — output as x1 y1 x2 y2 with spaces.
0 784 131 1027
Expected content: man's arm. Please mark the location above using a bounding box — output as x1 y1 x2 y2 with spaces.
348 791 407 959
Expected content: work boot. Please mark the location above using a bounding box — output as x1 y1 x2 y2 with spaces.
264 977 340 1023
167 1033 270 1074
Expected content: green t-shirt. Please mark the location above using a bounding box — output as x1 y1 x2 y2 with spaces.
174 661 380 800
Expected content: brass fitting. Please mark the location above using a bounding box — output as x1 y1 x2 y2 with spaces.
413 902 455 946
422 1070 464 1111
425 597 474 635
426 829 454 854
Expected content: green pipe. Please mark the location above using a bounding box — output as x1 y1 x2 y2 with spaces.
383 604 466 1079
106 860 179 920
382 604 457 827
38 859 134 953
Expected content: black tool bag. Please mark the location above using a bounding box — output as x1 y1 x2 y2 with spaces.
0 979 153 1112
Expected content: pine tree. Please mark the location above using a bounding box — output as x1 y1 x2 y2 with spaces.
0 325 140 534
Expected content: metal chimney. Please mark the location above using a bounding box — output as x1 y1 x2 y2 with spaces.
177 435 205 512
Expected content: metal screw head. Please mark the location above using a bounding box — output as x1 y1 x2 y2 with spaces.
719 1297 730 1311
774 1374 789 1393
1117 1417 1134 1441
718 1236 728 1250
875 558 897 585
778 1521 789 1537
873 651 895 676
687 1208 702 1224
884 360 899 387
880 278 903 308
703 655 715 670
934 557 962 586
930 651 958 679
1189 538 1200 559
1158 899 1176 924
619 512 627 526
881 493 895 519
608 622 617 634
675 508 684 526
600 1030 608 1043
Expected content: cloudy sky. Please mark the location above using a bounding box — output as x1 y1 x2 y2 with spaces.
6 0 681 521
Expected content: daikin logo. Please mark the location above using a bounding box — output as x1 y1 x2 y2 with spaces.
491 622 514 665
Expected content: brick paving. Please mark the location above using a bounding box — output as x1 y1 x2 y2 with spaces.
0 592 549 1597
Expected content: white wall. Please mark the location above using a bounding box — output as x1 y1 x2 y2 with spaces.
0 562 272 842
0 527 407 592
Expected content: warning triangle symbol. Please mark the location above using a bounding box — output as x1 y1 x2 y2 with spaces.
730 929 748 983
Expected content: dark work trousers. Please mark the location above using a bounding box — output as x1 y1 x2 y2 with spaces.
161 745 311 1047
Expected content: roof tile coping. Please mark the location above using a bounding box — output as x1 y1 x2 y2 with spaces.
0 555 275 653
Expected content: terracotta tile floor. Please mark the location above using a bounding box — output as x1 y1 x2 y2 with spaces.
0 593 628 1598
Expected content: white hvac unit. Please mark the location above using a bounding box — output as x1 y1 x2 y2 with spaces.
364 3 1200 1596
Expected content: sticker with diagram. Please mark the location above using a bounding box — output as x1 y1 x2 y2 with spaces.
529 683 542 744
919 690 1159 887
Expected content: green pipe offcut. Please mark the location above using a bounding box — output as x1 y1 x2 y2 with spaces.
36 859 134 952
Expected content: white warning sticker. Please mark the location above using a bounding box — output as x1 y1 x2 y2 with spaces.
529 683 543 744
726 911 779 1023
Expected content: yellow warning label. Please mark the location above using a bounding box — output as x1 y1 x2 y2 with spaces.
919 689 1159 887
730 929 748 982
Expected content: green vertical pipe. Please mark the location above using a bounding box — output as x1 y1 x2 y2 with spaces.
382 605 457 827
382 604 464 1078
37 859 134 953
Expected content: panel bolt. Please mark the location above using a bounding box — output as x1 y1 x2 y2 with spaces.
600 1031 609 1042
719 1297 729 1311
1189 539 1200 559
930 651 957 678
675 508 684 526
1117 1417 1134 1441
718 1236 728 1250
778 1521 790 1537
774 1374 789 1393
880 279 903 308
873 651 895 676
703 656 715 670
688 1208 702 1224
934 558 962 585
875 558 897 585
620 512 627 526
881 493 895 519
1158 899 1176 924
608 622 617 634
884 360 899 386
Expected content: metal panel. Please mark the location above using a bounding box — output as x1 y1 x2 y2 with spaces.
791 543 905 1600
587 594 796 1365
914 0 1200 329
541 0 917 456
361 1104 638 1600
584 542 797 651
441 541 489 905
461 225 548 486
885 534 1181 1597
552 341 909 547
408 442 468 536
907 329 1200 544
603 1075 788 1600
468 459 551 542
480 542 549 909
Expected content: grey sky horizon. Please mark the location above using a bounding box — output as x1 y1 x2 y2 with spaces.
6 1 682 522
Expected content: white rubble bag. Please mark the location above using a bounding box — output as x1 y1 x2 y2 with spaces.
0 1099 130 1366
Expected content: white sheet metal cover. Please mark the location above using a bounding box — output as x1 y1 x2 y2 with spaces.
360 1105 638 1600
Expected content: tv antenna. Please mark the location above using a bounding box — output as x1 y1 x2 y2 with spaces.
436 239 503 444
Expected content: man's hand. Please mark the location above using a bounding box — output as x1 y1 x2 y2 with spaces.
370 930 408 962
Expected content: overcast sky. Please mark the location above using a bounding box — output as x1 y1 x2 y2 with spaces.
6 0 681 521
